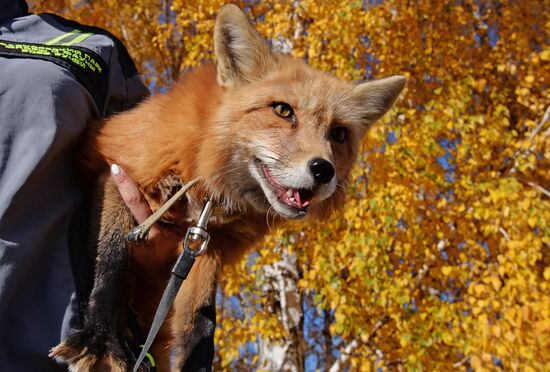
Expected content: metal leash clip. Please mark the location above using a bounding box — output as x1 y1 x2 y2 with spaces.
170 200 214 280
182 200 214 257
133 199 214 372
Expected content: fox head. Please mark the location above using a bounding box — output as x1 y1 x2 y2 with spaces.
201 5 405 220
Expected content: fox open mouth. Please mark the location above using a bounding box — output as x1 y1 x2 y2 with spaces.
260 164 314 210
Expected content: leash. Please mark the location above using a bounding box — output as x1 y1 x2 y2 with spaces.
132 199 215 372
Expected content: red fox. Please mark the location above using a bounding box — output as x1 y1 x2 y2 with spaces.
51 4 405 371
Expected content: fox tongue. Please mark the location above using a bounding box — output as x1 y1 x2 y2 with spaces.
292 189 310 208
262 164 311 210
293 189 302 206
281 188 306 209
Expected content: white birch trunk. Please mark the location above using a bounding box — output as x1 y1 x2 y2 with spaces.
257 240 304 372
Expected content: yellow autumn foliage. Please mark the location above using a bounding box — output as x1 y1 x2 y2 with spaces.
33 0 550 370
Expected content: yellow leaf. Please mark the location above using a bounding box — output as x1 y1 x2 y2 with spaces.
495 343 506 355
441 331 453 345
471 355 482 369
490 276 502 291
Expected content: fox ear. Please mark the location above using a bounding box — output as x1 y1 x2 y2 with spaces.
350 76 406 125
214 4 276 88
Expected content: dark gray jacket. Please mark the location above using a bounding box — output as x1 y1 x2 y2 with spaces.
0 2 148 370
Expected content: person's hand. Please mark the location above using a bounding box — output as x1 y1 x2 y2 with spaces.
110 163 181 286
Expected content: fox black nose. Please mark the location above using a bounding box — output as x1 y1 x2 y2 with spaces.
309 158 335 184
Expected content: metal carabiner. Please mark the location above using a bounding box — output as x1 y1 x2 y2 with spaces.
183 200 214 256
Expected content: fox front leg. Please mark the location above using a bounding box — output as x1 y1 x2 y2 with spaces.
171 249 221 371
128 177 198 242
51 177 135 372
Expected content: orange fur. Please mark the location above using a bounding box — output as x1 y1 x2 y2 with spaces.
68 4 405 371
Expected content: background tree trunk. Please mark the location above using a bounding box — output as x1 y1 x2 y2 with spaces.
258 241 305 372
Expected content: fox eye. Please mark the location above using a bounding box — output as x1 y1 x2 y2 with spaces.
329 127 348 143
271 102 295 124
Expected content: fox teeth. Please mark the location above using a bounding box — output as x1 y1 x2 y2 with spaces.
286 188 293 197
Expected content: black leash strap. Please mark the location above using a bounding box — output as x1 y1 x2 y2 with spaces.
132 200 214 372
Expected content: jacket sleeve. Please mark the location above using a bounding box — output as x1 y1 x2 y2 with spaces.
103 37 149 117
61 32 149 339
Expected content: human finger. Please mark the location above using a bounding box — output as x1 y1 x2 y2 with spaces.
110 163 153 225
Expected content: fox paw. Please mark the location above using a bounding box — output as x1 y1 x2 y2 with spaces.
50 330 129 372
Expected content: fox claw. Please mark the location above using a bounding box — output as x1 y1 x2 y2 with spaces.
127 225 148 241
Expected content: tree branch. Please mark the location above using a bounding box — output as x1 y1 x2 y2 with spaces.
528 105 550 141
328 339 359 372
328 316 390 372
